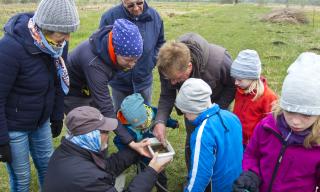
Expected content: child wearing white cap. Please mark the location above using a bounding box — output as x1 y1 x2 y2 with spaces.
231 49 277 146
233 52 320 192
175 78 243 192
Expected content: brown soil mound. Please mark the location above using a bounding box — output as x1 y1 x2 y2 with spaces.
261 8 309 24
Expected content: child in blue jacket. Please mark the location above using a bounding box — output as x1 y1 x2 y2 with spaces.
114 93 178 192
175 78 243 192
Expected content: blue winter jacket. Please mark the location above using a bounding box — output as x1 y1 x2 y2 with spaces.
185 104 243 192
0 13 66 145
99 2 165 92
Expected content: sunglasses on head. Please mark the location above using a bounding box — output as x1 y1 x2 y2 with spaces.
126 1 143 8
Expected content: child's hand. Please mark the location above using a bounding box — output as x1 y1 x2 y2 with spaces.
232 171 260 192
148 152 171 173
128 139 151 158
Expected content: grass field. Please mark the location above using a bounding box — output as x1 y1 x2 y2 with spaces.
0 2 319 191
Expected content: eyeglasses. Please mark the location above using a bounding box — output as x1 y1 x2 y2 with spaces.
125 1 144 9
100 130 109 134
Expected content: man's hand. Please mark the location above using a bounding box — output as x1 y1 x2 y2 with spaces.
148 152 171 173
0 143 12 163
50 120 63 138
153 123 167 147
128 139 151 158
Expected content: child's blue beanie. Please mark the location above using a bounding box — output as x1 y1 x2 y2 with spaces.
120 93 147 128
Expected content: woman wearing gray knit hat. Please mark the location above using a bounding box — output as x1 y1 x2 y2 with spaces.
231 49 277 147
0 0 79 191
233 52 320 192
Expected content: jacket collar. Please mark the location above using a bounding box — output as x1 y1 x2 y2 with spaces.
61 138 107 170
121 2 153 22
89 26 118 69
192 104 219 126
262 114 319 147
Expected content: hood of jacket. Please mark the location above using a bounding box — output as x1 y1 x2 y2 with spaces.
4 12 42 55
178 33 210 77
89 25 115 69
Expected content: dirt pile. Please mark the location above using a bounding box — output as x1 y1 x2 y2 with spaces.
261 8 309 24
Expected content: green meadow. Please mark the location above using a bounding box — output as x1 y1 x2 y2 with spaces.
0 2 319 191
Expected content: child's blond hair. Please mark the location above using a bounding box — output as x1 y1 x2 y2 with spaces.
244 79 265 101
272 102 320 148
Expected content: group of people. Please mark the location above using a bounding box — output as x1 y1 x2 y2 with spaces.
0 0 319 192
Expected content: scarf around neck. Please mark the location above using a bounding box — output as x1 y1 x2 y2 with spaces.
28 18 70 95
66 130 101 153
278 114 311 145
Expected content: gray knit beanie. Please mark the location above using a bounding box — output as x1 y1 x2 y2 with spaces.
280 52 320 115
34 0 80 33
231 49 261 79
175 78 212 114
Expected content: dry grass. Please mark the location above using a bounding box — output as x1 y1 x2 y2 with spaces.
261 8 309 24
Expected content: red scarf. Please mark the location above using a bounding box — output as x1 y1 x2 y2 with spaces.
108 31 117 65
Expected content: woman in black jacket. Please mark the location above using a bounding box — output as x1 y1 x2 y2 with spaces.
0 0 79 191
43 106 171 192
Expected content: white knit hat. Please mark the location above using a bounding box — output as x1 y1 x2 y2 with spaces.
280 52 320 115
34 0 80 33
231 49 261 79
175 78 212 114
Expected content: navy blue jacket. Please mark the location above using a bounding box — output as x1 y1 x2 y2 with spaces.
0 13 66 145
99 2 165 92
66 26 134 144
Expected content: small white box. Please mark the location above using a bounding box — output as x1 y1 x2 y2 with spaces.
147 137 175 163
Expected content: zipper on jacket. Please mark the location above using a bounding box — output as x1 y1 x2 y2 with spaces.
267 142 287 192
266 127 290 192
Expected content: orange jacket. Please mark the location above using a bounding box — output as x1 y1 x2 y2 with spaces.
233 77 277 145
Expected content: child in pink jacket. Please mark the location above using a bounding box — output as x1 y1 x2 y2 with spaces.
233 52 320 192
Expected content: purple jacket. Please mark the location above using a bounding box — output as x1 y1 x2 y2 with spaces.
243 114 320 192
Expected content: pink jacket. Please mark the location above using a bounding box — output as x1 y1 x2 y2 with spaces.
243 114 320 192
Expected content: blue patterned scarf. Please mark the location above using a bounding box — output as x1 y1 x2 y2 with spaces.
66 130 101 153
28 18 69 95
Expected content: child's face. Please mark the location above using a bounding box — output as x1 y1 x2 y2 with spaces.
184 113 198 121
235 79 253 90
135 122 147 130
283 111 319 132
